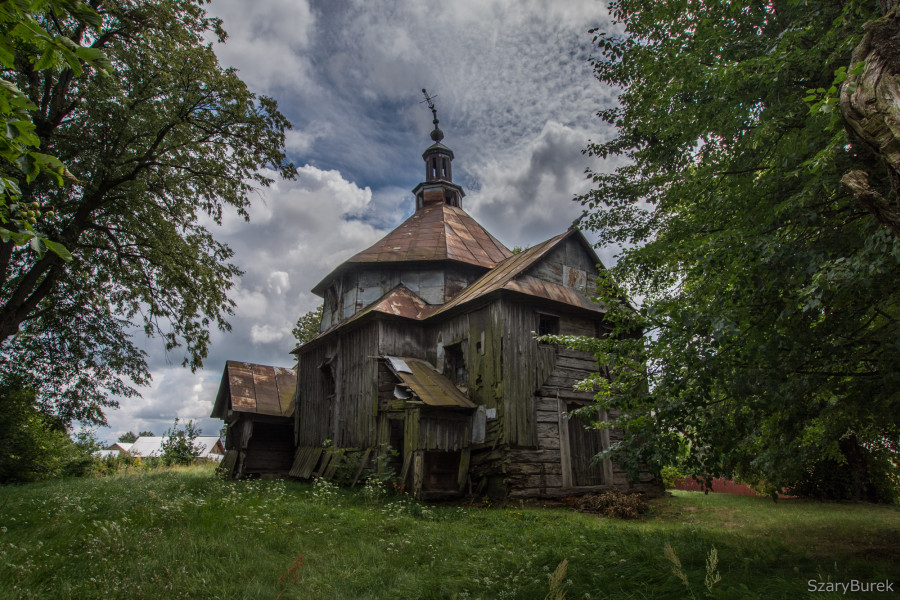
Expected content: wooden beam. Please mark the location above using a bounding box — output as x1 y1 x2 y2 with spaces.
558 397 573 488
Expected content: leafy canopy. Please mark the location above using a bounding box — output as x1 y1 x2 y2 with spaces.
0 0 111 256
293 304 323 347
576 0 899 500
0 0 293 426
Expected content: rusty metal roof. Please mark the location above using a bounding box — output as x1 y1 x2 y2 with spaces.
312 203 511 295
211 361 296 418
384 356 476 409
295 285 436 352
299 230 606 349
430 229 604 317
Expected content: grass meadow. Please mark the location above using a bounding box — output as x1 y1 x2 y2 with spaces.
0 464 897 599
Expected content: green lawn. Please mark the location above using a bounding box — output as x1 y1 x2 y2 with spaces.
0 466 897 599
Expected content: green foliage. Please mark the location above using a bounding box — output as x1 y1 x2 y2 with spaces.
159 418 201 466
0 376 97 482
577 0 900 500
117 431 137 443
1 471 898 599
138 430 154 437
0 0 110 257
292 304 323 347
0 0 293 427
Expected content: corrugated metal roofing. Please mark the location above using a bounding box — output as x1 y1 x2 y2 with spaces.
211 361 296 418
384 356 476 409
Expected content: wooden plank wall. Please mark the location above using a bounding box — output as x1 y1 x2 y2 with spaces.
501 301 557 447
296 342 333 447
334 325 380 448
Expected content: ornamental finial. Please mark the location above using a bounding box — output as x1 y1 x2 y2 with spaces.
421 88 444 143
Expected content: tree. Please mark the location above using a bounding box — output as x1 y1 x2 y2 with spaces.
0 376 96 482
839 0 900 236
117 430 137 443
577 0 899 500
0 0 111 255
138 430 154 437
293 304 323 347
0 0 293 426
159 417 201 466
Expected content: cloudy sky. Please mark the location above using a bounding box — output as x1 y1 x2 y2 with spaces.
98 0 623 441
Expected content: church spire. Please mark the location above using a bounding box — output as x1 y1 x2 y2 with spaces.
420 89 454 184
413 89 464 211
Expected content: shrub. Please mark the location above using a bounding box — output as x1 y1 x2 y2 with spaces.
160 418 202 466
0 377 99 483
574 489 649 519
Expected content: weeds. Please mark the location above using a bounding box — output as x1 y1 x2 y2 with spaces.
0 469 896 599
573 489 649 519
545 558 569 600
664 542 722 598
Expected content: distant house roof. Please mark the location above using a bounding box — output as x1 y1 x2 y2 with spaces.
312 203 513 295
211 361 296 419
384 356 476 409
128 436 225 458
106 442 133 453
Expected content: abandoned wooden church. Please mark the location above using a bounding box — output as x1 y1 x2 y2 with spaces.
213 110 658 499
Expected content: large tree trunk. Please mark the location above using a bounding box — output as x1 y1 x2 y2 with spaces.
840 3 900 237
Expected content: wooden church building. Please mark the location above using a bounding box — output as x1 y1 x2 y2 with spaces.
213 109 658 499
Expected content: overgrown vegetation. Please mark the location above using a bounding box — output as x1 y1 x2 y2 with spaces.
159 418 202 466
0 377 97 483
571 0 900 501
0 467 897 599
0 0 293 428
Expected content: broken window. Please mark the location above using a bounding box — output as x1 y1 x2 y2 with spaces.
538 313 560 339
444 342 467 388
320 357 336 401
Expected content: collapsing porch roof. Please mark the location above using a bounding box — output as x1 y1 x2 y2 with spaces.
384 356 476 409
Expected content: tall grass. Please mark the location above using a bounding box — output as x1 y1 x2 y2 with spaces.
0 467 897 599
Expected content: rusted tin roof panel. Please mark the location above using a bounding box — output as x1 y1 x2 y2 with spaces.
221 361 296 417
385 356 476 409
297 285 436 350
274 366 297 417
324 203 510 273
252 364 280 416
503 275 603 312
429 229 606 317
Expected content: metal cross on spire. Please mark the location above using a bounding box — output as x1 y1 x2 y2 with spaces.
421 88 444 143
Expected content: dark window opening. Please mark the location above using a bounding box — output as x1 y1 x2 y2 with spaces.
441 158 447 177
423 451 460 491
444 342 467 387
538 314 560 339
320 361 336 401
387 418 404 474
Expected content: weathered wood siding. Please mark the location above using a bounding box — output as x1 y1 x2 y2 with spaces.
501 301 557 447
296 323 382 449
296 342 333 447
321 266 483 330
525 236 598 292
333 325 380 448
